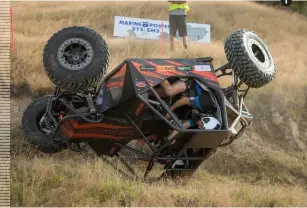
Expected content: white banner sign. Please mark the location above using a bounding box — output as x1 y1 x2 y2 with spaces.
113 16 210 43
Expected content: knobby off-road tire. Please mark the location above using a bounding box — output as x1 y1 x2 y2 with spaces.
224 29 276 88
43 26 109 91
22 95 62 153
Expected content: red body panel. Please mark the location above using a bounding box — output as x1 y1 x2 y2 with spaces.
59 119 140 140
104 63 127 89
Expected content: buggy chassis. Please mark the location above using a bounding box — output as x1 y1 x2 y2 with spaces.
38 60 253 180
21 26 275 181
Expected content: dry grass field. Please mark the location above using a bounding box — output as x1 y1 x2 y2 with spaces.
10 1 307 206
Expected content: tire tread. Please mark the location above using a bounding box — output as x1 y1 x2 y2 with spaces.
43 26 109 91
22 95 62 153
224 28 276 88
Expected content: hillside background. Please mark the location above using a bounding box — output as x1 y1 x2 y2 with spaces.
257 1 307 16
10 1 307 206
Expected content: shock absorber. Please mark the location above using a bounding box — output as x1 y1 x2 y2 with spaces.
86 93 97 115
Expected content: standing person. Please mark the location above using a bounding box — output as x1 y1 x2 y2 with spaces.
168 0 190 50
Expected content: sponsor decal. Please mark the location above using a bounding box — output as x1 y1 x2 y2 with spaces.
177 66 193 71
140 65 156 71
135 102 145 116
157 65 176 71
193 65 211 72
135 81 147 88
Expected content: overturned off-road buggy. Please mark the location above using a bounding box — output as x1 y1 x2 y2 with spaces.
22 26 276 180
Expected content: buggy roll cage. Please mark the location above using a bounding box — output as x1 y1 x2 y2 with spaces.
42 59 254 180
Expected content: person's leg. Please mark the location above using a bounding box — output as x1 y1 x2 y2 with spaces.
178 15 188 49
169 14 176 51
183 35 188 49
170 35 175 51
155 79 187 98
161 79 187 97
165 96 190 120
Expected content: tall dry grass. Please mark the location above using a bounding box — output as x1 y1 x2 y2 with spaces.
11 153 307 207
10 1 307 206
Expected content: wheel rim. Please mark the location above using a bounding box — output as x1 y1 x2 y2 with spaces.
57 38 94 70
247 38 270 69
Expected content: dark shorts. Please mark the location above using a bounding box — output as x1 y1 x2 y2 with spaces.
169 14 187 37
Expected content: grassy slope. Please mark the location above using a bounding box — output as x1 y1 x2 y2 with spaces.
10 1 307 206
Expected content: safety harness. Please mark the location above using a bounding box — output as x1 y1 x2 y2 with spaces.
188 80 196 106
188 80 214 111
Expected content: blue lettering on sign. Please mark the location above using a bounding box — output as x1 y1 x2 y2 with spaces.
142 22 149 27
132 27 144 32
119 20 142 27
147 28 160 33
118 18 170 33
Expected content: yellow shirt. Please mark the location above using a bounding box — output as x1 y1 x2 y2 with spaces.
169 2 190 13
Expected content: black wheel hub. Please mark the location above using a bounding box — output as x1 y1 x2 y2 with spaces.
252 44 265 63
247 38 270 68
57 38 94 70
